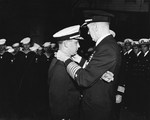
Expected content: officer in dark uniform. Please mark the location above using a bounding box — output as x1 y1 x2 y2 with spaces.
127 41 142 114
122 38 135 110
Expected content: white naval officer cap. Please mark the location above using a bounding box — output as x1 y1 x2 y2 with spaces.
117 41 124 46
81 10 114 27
124 38 134 45
139 38 150 45
20 37 31 44
0 39 6 45
53 25 83 41
132 41 139 46
124 38 133 43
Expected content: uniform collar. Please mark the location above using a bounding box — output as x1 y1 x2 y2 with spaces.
137 51 141 56
127 49 132 54
96 34 111 46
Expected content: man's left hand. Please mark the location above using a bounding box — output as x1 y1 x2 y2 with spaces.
101 71 114 82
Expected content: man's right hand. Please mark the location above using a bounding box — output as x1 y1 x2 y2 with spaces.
101 71 114 82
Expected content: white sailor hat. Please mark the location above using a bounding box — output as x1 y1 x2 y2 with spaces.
50 43 56 48
6 46 12 50
8 48 14 53
43 42 51 47
20 37 31 44
30 43 40 51
53 25 83 41
38 46 42 50
139 38 150 45
12 43 19 47
0 39 6 45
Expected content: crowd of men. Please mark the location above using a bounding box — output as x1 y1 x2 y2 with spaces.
0 37 57 119
117 38 150 119
0 36 96 119
1 35 150 119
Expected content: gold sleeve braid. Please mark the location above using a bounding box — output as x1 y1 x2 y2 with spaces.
67 62 81 79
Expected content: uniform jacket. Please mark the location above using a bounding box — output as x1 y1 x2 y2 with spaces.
65 35 121 120
48 58 81 120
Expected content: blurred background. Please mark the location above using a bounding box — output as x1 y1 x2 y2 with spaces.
0 0 149 45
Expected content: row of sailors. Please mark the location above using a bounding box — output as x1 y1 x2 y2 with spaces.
0 37 57 58
117 38 150 117
0 37 57 118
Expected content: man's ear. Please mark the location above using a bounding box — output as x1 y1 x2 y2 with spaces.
63 40 69 48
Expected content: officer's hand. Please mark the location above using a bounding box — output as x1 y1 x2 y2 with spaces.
72 54 82 63
55 50 70 62
101 71 114 82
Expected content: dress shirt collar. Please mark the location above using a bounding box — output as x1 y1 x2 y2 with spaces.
144 50 149 57
127 49 132 54
137 51 141 56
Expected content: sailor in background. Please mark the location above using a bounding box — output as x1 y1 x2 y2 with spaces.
0 39 7 117
121 38 134 109
138 38 150 118
18 37 38 118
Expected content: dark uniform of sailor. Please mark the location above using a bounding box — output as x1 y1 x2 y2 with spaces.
18 37 37 117
121 39 135 109
0 39 7 117
3 48 16 116
139 39 150 117
34 50 50 117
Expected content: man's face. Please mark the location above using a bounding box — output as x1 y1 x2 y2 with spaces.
133 46 140 54
125 43 132 51
23 43 30 50
0 45 5 51
67 39 80 56
141 44 149 53
14 46 20 52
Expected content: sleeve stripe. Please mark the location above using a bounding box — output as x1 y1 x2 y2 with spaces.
67 62 81 79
